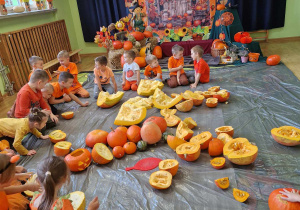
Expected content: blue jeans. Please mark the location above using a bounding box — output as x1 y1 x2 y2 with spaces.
94 83 114 99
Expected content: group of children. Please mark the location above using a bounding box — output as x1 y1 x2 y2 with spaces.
0 44 210 209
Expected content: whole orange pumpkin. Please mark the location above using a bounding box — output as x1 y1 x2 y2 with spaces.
85 130 109 148
268 188 300 210
240 36 252 44
208 138 224 156
217 4 225 10
266 55 281 66
107 128 127 148
127 125 141 143
123 41 133 50
219 33 226 40
134 57 147 68
143 31 153 38
113 41 123 49
215 19 221 27
141 122 162 144
152 46 162 59
144 116 167 133
64 148 92 172
213 41 227 50
130 31 144 41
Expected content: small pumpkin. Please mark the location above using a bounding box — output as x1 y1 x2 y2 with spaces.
144 116 167 133
175 99 193 112
49 130 67 143
164 114 181 127
240 36 252 44
233 188 250 203
153 88 183 109
123 142 137 154
134 57 147 68
54 141 72 157
92 143 113 165
61 111 74 120
219 33 226 40
64 148 92 172
130 31 144 41
210 157 226 169
208 138 224 156
215 126 234 137
69 191 86 210
152 46 163 59
217 4 225 10
271 126 300 146
162 132 173 143
137 140 147 151
215 19 221 27
127 125 141 143
167 135 187 150
113 41 123 49
206 98 218 108
266 55 281 66
159 159 179 176
268 188 300 210
97 91 124 108
143 31 153 38
85 130 109 148
176 121 194 140
113 146 125 158
202 91 216 98
116 126 127 134
123 41 133 50
190 131 213 150
149 171 172 189
215 177 230 189
160 108 177 117
183 117 197 129
141 122 162 144
107 127 127 148
176 142 201 162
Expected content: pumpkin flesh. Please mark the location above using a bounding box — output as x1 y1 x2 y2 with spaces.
233 188 250 202
210 157 226 169
182 90 205 106
271 126 300 146
114 103 147 126
137 79 164 96
175 99 194 112
160 108 177 117
149 171 172 189
215 126 234 137
165 114 181 127
97 91 124 108
125 96 153 109
213 90 230 103
159 159 179 176
61 111 74 120
92 143 113 164
176 142 201 161
49 130 67 143
69 191 86 210
54 141 72 156
153 88 183 109
215 177 229 189
183 117 197 129
190 131 212 150
176 121 194 140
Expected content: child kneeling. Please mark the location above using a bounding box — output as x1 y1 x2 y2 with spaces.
122 50 140 91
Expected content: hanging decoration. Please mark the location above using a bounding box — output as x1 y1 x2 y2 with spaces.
220 12 234 26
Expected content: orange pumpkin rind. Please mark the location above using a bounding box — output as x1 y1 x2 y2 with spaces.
190 131 212 150
176 121 194 140
176 99 193 112
137 79 164 96
271 126 300 146
61 111 74 120
92 143 113 165
159 159 179 176
149 171 172 190
167 135 187 150
215 126 234 137
213 90 230 103
176 142 201 162
153 88 183 109
206 98 218 108
64 148 92 172
215 177 230 189
210 157 226 169
49 130 67 144
97 91 124 108
233 188 250 202
54 141 72 157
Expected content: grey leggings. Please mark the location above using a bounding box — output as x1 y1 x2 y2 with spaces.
94 83 114 99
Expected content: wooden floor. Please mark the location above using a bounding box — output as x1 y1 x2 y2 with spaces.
0 38 299 118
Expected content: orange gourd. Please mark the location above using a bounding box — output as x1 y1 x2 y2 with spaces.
49 130 66 144
54 141 72 157
123 142 137 154
123 41 133 50
152 46 163 59
271 126 300 146
215 126 234 136
113 41 123 49
167 135 187 150
85 130 109 148
266 55 281 66
176 142 201 162
127 125 141 143
64 148 92 172
213 90 230 102
61 111 74 120
208 138 224 156
190 131 212 150
92 143 113 164
107 127 127 148
143 31 153 38
144 116 167 133
164 114 181 127
233 188 250 202
210 157 226 169
217 4 225 10
149 171 172 189
206 98 218 108
112 146 125 158
175 99 193 112
176 121 194 140
141 122 162 144
130 31 144 41
134 57 147 68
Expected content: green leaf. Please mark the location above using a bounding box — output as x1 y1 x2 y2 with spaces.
182 36 192 41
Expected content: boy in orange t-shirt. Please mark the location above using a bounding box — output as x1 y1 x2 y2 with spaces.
190 45 210 88
144 55 162 81
28 56 52 82
167 44 189 88
93 56 117 99
54 50 90 101
49 72 89 114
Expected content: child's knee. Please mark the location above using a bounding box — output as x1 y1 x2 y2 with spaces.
122 85 130 91
131 84 138 91
167 79 178 88
81 90 90 98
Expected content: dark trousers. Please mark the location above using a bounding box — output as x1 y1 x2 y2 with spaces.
167 73 189 88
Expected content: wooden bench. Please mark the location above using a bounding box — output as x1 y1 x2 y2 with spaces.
0 20 81 91
248 30 269 42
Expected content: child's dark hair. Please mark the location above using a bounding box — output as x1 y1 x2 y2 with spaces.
124 50 136 60
0 154 16 184
58 71 74 83
30 70 49 83
95 56 108 65
171 44 184 55
37 156 69 210
28 107 47 123
191 45 204 57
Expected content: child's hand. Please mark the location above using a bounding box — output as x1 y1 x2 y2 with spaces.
40 135 49 140
190 83 197 89
25 183 42 192
50 113 59 124
15 172 34 181
179 65 184 69
27 150 36 156
87 197 100 210
53 70 61 75
280 189 300 202
81 101 89 107
41 109 51 116
177 78 181 85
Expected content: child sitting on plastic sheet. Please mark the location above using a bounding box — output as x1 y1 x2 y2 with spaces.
144 54 162 82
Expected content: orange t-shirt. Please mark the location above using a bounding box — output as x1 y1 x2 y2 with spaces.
168 56 185 76
94 66 114 84
0 191 9 210
194 58 210 83
28 69 52 82
51 82 70 98
144 65 163 80
57 62 82 91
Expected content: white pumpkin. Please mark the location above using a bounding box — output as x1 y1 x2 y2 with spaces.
13 6 25 13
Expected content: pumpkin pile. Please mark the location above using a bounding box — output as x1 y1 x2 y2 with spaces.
137 79 164 96
234 31 252 44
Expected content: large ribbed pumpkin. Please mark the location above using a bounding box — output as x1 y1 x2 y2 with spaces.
268 188 300 210
141 122 162 144
152 46 162 59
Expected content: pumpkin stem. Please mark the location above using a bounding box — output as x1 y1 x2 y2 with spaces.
110 127 115 132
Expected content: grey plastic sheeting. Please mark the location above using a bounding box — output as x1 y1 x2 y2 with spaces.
18 61 300 210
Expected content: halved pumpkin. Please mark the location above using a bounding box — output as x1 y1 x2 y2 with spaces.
149 171 172 189
137 79 164 96
215 177 229 189
165 114 181 127
213 90 230 103
61 111 74 120
176 142 201 161
217 133 233 145
175 99 193 112
64 148 92 172
114 103 147 126
190 131 212 150
159 159 179 176
183 117 197 129
271 126 300 146
125 96 153 109
92 143 113 164
203 91 217 98
97 91 124 108
153 88 182 109
167 135 187 150
54 141 72 156
69 191 86 210
223 138 258 165
215 126 234 137
49 130 67 143
176 121 194 140
208 86 220 92
182 90 205 106
206 98 218 108
160 108 177 117
210 157 226 169
233 188 250 202
24 174 38 197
